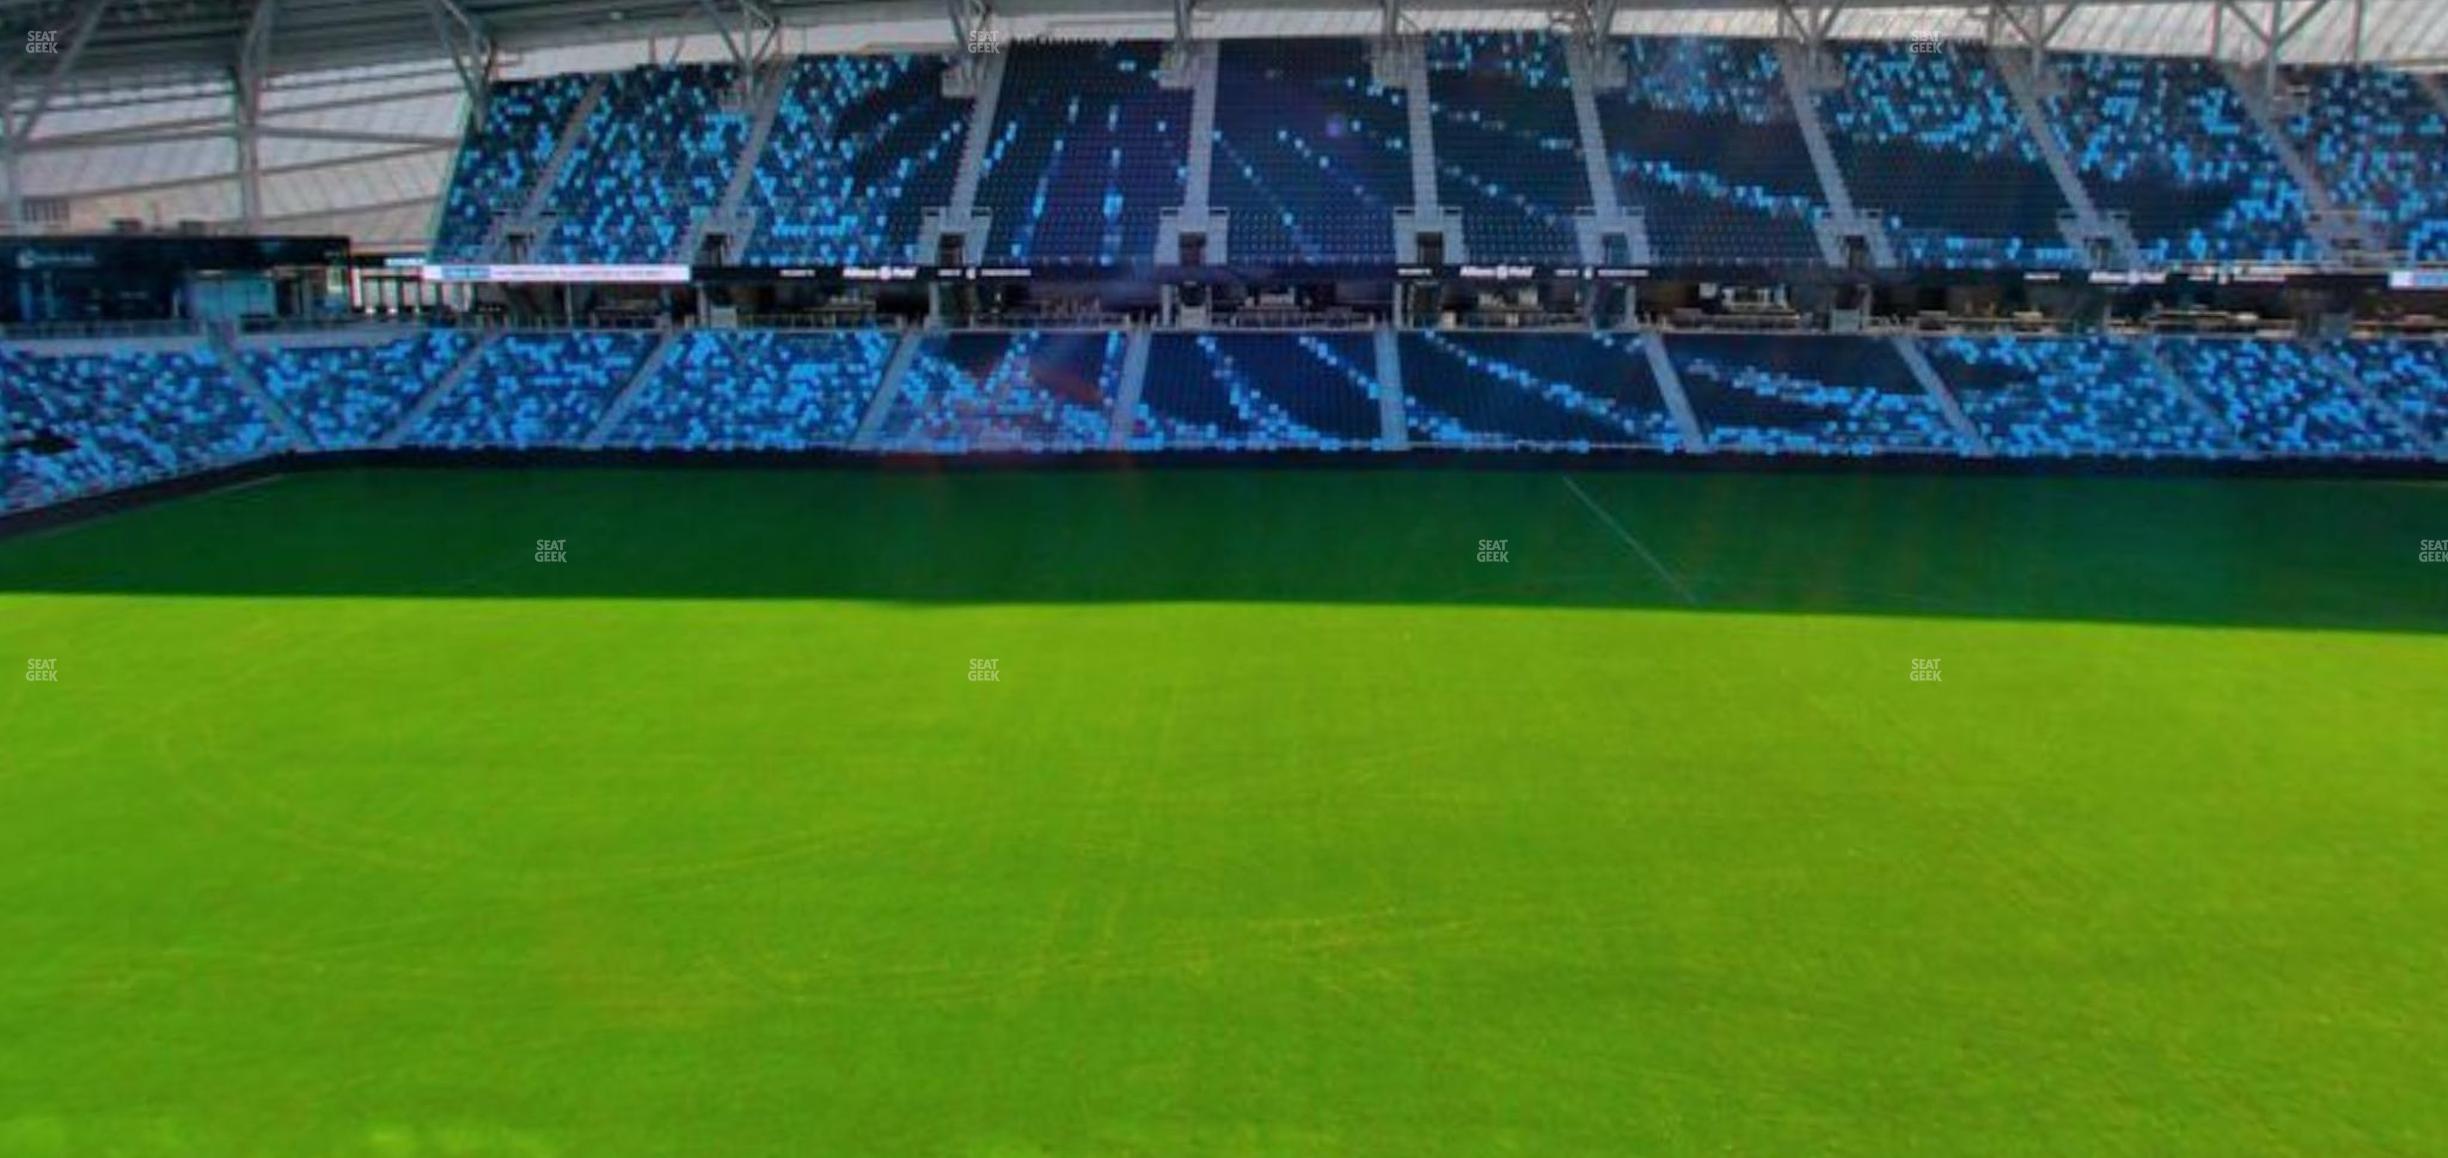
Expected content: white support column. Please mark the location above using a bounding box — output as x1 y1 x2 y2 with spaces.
1892 335 1992 456
1641 331 1707 453
1179 41 1216 216
1404 45 1439 218
1157 41 1224 264
1390 39 1464 262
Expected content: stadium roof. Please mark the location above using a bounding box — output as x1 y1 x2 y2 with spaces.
3 0 2443 92
2 0 2441 250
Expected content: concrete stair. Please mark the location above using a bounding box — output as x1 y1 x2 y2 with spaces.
1774 41 1894 269
1892 335 1993 456
678 63 791 263
581 329 681 449
499 72 609 260
2314 347 2445 460
1993 51 2139 269
1641 331 1707 453
379 332 493 449
1108 328 1151 449
852 330 925 448
2220 62 2386 263
208 327 312 452
919 52 1007 265
1374 326 1410 450
1566 38 1650 265
2138 338 2256 459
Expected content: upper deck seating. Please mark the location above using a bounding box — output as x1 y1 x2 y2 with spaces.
1210 39 1411 263
2038 52 2317 265
609 330 898 449
2282 65 2448 261
1426 32 1591 263
1922 335 2233 457
536 64 747 263
974 43 1190 265
1134 333 1385 449
1600 37 1827 265
240 331 475 450
431 76 590 262
743 55 970 265
1816 43 2080 269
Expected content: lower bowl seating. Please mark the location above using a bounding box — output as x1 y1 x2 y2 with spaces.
1134 333 1385 450
1668 334 1969 455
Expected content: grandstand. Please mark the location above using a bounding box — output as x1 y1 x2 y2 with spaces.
5 2 2448 1154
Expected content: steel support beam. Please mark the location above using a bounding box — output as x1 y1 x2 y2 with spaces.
5 0 114 230
421 0 493 111
1776 1 1846 74
2215 0 2337 96
235 0 281 231
948 0 992 88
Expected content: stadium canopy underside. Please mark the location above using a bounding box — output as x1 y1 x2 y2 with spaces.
2 0 2443 248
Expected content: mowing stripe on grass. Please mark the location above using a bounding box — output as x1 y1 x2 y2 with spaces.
1560 474 1701 606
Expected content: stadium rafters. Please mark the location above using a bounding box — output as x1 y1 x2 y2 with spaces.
3 0 2443 243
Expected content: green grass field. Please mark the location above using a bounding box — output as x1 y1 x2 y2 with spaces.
4 466 2446 1156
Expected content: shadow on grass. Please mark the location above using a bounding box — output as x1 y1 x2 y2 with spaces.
1 465 2443 634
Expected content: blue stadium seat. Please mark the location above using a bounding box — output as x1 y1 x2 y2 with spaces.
744 56 970 265
2040 53 2317 265
1135 333 1384 449
536 64 747 263
1398 332 1683 450
1922 335 2232 457
2 347 282 514
431 76 590 262
2329 338 2448 447
407 331 657 449
1210 39 1411 263
1667 333 1969 454
1427 32 1590 263
1601 38 1827 265
2283 66 2448 261
974 43 1189 265
1817 43 2080 269
609 329 897 449
2157 337 2408 457
241 332 474 450
876 331 1123 451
